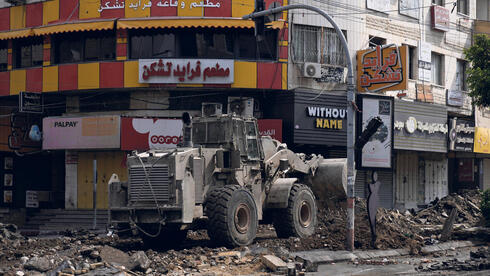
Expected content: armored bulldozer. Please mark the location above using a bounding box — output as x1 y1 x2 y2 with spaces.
109 113 346 247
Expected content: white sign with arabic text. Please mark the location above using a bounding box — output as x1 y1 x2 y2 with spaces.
139 59 234 84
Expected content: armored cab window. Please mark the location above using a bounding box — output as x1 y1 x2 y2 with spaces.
245 121 260 160
192 123 206 144
235 120 246 155
207 122 226 143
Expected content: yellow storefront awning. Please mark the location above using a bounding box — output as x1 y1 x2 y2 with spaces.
0 28 34 40
32 20 115 36
117 18 284 30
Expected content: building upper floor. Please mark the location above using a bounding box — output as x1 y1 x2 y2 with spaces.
0 0 290 95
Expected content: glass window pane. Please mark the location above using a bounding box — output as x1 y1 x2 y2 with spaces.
179 32 197 58
247 139 259 159
246 122 256 136
20 45 32 68
0 48 7 70
100 36 115 60
153 33 175 58
85 37 99 61
257 30 277 60
207 122 226 142
236 120 246 155
131 35 152 59
238 33 256 59
192 123 206 144
31 43 43 66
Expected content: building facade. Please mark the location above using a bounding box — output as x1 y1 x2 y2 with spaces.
0 0 289 211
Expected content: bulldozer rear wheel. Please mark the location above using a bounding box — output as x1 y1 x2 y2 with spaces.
204 188 223 218
207 185 258 247
273 183 317 239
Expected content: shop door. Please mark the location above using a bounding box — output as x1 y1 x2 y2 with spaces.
424 159 448 204
395 152 418 208
77 151 128 209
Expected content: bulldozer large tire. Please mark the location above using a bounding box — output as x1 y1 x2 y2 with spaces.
204 188 223 218
207 185 258 247
273 183 317 238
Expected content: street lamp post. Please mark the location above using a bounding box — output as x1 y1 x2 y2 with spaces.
243 4 357 251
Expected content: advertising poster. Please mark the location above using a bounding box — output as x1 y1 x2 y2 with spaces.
26 191 39 208
359 95 393 169
121 118 183 150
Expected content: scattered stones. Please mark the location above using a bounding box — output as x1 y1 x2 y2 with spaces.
261 255 287 272
24 256 52 272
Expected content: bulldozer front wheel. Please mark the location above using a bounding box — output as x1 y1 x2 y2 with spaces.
207 185 258 247
273 183 317 239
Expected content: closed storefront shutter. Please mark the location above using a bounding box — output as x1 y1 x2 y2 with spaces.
378 170 393 209
424 159 448 204
395 152 418 209
355 170 367 198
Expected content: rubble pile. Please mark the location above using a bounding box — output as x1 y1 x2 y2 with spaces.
415 190 482 226
0 223 23 241
418 247 490 272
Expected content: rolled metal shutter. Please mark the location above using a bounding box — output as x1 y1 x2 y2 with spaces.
355 170 367 198
377 170 394 209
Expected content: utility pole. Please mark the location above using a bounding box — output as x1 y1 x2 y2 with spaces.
243 4 357 251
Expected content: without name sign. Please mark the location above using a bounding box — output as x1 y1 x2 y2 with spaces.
19 92 43 113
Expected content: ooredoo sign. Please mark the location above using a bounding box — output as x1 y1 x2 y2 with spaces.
121 118 183 150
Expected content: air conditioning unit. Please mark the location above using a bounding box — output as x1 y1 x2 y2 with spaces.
227 97 254 117
303 62 322 78
201 102 223 117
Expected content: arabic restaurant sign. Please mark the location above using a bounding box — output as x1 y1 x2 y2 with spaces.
139 59 234 84
357 45 408 92
97 0 223 12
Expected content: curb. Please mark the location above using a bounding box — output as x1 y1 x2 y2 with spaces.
290 240 478 267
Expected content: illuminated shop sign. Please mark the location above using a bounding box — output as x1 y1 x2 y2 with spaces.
306 106 346 130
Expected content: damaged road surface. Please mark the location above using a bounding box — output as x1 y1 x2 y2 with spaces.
0 190 488 275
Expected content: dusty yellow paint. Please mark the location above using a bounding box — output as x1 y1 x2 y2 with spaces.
117 37 127 44
43 66 58 92
124 61 148 87
177 0 203 17
79 0 101 19
232 0 254 18
77 151 128 209
125 0 151 18
10 70 26 95
116 56 127 61
231 61 256 88
43 0 60 25
282 63 287 90
78 63 100 90
10 6 25 30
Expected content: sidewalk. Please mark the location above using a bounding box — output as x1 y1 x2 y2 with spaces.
290 240 479 268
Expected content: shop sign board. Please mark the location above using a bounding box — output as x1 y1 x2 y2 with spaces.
357 94 393 170
474 127 490 153
139 59 234 84
418 41 431 82
447 90 464 107
367 0 389 13
357 45 408 92
25 191 39 208
257 119 282 142
394 100 448 152
449 118 474 152
431 5 450 32
293 91 347 146
96 0 224 13
43 116 120 150
19 92 43 113
399 0 419 19
121 118 183 150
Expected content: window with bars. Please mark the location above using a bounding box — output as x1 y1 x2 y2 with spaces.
292 24 347 66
